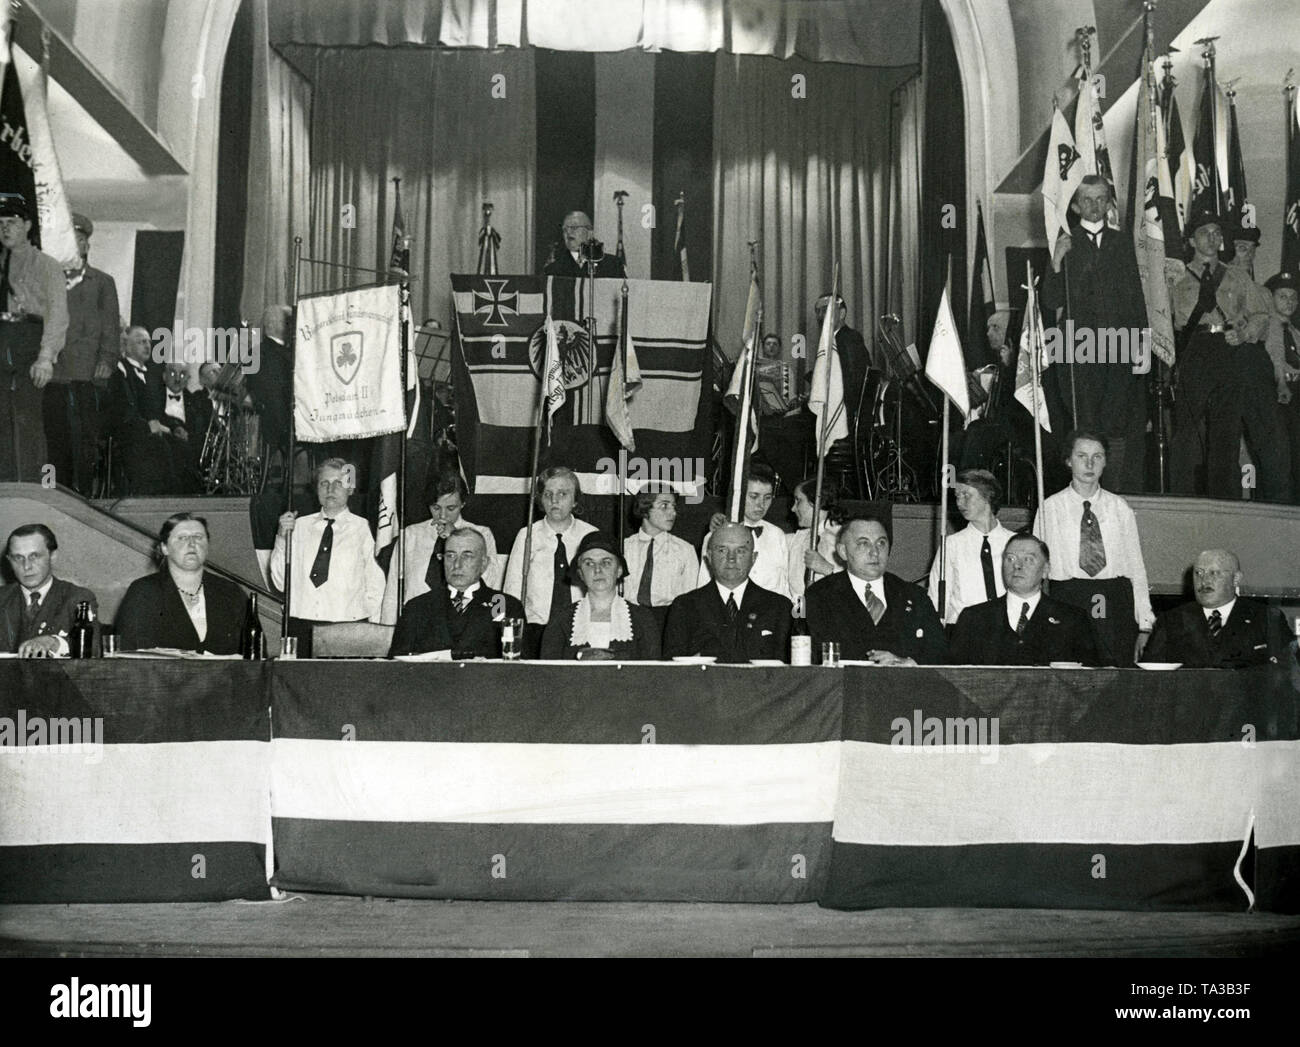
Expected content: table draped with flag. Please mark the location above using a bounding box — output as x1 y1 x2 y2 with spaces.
3 660 1297 911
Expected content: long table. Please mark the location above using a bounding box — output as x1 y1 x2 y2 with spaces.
3 660 1297 912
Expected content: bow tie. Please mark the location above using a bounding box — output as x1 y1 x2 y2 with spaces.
747 525 763 538
167 392 182 400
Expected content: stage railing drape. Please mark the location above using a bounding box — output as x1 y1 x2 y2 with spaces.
3 660 1297 912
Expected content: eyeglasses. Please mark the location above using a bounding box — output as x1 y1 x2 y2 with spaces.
170 533 207 545
1192 568 1232 580
1004 554 1043 568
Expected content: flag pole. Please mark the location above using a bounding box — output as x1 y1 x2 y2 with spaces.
729 246 762 520
936 256 953 624
617 279 630 559
1027 260 1047 534
396 278 410 613
811 262 839 585
283 235 303 631
519 367 547 626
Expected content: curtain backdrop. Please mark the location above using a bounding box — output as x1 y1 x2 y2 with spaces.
242 0 313 324
887 74 922 350
303 47 535 356
268 0 921 66
713 54 916 367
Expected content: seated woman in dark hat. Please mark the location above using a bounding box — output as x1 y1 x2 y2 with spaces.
115 512 250 653
540 531 661 661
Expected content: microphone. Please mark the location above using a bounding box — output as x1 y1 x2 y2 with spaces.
580 238 606 263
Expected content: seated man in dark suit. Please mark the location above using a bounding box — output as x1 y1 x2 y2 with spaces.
541 211 625 278
949 533 1099 666
105 325 172 494
805 514 946 664
1 524 98 657
1144 549 1292 668
389 529 523 658
662 522 791 663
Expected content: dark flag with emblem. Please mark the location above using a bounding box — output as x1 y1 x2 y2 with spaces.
389 179 410 275
967 202 995 368
1158 62 1193 246
451 274 712 537
1225 89 1250 231
1191 75 1226 219
1284 85 1300 273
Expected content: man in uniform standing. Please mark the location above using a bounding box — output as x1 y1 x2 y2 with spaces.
0 193 68 482
44 212 120 493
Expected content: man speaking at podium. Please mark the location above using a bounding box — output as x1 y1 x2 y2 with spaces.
543 211 625 278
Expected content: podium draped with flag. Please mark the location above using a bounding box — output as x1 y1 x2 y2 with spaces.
451 274 713 536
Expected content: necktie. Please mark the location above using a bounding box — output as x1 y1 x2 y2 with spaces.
1208 609 1223 639
637 536 655 606
748 525 763 538
1016 601 1030 636
1283 324 1299 370
424 534 446 590
23 590 40 620
309 519 334 587
1084 228 1101 248
452 589 468 614
980 536 997 601
0 248 12 311
1079 500 1107 577
864 587 884 626
725 592 738 623
550 533 570 621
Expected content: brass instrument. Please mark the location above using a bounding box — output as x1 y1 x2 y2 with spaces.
198 359 265 495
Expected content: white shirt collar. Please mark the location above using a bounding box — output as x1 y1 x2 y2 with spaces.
542 517 575 537
717 579 749 606
21 576 55 602
321 506 351 523
1204 599 1236 623
1007 589 1043 622
848 572 886 609
1079 219 1104 235
449 581 481 600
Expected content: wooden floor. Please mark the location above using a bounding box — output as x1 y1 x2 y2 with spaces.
3 898 1298 957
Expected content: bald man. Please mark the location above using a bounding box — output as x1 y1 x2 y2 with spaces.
1144 549 1291 667
663 521 792 663
388 528 523 659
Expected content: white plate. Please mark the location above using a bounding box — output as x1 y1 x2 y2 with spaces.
671 655 718 664
1136 661 1183 671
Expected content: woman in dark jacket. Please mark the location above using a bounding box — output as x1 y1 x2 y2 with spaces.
115 512 249 654
540 531 661 660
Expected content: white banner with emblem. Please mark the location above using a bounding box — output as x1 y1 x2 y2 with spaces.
294 284 405 442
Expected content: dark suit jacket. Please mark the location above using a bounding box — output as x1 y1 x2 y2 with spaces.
0 578 99 653
949 594 1100 666
1144 598 1292 668
662 581 792 663
540 599 662 661
389 584 524 659
541 250 626 279
106 360 163 444
247 337 292 454
805 571 947 664
115 569 248 654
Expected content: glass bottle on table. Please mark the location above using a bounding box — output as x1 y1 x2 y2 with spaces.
69 601 95 659
241 593 265 660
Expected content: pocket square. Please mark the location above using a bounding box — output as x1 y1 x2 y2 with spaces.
761 629 773 637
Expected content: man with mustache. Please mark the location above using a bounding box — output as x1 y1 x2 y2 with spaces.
1144 549 1291 668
